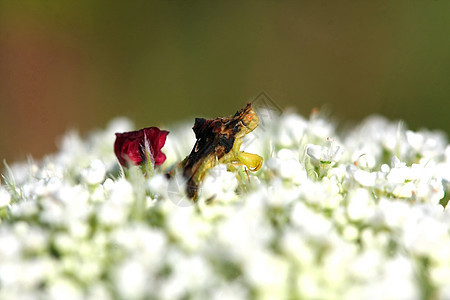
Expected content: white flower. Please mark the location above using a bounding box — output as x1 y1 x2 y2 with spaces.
377 198 411 229
48 278 83 300
416 178 444 204
406 129 447 159
216 192 273 260
86 283 111 300
166 206 209 251
9 200 38 218
375 256 419 300
290 202 333 242
360 229 390 249
267 149 306 184
14 223 48 253
210 282 249 300
402 212 449 256
346 188 374 221
0 229 22 260
353 169 377 187
306 138 344 166
391 155 406 169
106 178 134 204
199 164 238 201
0 188 11 207
97 201 129 226
148 173 169 199
351 151 377 169
307 114 336 141
159 251 213 299
243 250 289 300
320 176 343 208
113 224 166 267
392 181 416 198
2 111 450 299
281 229 315 265
275 113 307 147
39 198 66 225
350 250 382 280
81 159 106 185
113 259 149 299
342 224 359 241
435 162 450 182
298 179 332 206
96 179 134 226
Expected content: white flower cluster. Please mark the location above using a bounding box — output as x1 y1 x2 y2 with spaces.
1 111 450 299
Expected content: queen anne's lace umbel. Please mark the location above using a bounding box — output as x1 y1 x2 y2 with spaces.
1 113 450 300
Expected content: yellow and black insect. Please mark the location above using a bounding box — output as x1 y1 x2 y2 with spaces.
171 103 263 200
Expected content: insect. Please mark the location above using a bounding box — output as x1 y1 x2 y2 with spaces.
174 103 263 200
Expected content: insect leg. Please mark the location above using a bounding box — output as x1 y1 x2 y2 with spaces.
236 152 263 171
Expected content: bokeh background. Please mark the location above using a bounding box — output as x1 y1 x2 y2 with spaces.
1 1 450 164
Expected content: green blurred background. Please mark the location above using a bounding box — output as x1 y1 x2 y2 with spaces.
1 1 450 163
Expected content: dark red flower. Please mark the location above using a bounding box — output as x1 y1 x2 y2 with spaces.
114 127 169 167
